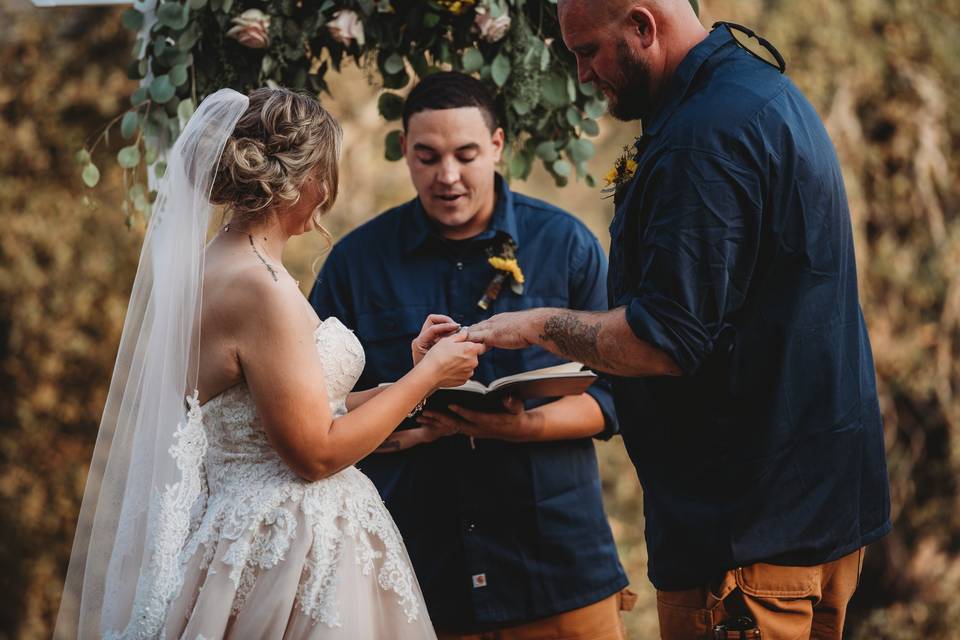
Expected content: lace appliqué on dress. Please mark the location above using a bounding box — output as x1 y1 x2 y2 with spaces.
119 318 421 636
105 392 208 640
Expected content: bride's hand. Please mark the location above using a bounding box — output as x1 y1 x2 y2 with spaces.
411 314 461 366
419 333 486 389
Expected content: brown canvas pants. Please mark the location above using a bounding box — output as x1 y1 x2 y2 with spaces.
656 548 865 640
437 589 637 640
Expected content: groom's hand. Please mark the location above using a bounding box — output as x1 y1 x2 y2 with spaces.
416 396 545 443
466 310 543 350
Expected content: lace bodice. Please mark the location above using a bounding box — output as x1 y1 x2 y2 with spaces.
109 317 425 638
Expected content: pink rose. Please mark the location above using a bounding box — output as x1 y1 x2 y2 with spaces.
226 9 271 49
474 8 511 43
328 10 365 47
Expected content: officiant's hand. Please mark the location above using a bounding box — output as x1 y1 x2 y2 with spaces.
412 314 462 366
416 396 545 443
466 310 541 350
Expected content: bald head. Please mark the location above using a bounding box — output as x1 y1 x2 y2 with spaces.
558 0 707 121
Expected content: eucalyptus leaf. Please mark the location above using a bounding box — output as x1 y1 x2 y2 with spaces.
568 138 595 164
129 183 146 200
157 3 189 30
149 75 176 103
542 74 570 107
509 151 531 180
565 106 581 128
134 192 151 214
491 53 511 88
422 12 440 28
382 68 409 89
539 45 550 72
578 82 596 97
144 145 159 165
188 0 207 8
117 145 141 169
177 98 195 125
585 99 607 120
462 48 484 73
383 54 405 75
131 87 149 107
377 92 404 121
155 162 167 178
222 0 234 13
121 8 144 31
511 99 531 116
580 118 600 136
585 174 597 188
178 23 202 49
384 130 403 161
82 163 101 188
75 149 91 164
552 159 572 178
121 111 139 139
170 64 189 87
534 141 558 162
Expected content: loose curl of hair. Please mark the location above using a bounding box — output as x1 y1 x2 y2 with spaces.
211 87 342 242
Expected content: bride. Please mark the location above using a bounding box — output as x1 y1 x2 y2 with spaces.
55 87 481 639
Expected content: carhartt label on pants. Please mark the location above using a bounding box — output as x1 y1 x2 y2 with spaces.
472 573 487 588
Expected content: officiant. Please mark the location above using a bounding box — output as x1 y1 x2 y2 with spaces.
310 72 632 639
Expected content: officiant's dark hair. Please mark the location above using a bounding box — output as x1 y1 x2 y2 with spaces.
402 72 498 133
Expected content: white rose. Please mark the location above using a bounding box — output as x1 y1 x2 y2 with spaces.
226 9 271 49
328 10 366 47
475 9 511 43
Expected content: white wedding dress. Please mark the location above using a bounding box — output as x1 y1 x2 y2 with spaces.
156 317 436 639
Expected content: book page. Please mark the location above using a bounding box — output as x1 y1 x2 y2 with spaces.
487 361 588 392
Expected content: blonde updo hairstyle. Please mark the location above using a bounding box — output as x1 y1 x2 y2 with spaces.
211 87 342 237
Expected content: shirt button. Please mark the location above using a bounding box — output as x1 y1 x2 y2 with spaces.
466 523 476 532
456 261 464 271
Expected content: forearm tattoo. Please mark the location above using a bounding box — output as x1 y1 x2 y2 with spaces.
539 312 602 364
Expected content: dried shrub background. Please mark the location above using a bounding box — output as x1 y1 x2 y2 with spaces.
0 0 957 638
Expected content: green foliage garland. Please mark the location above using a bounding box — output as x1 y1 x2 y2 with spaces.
80 0 639 221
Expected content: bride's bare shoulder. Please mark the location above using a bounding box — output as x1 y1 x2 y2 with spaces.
205 260 313 337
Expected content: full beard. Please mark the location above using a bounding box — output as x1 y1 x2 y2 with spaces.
608 40 655 122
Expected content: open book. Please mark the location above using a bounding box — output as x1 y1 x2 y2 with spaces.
385 362 598 424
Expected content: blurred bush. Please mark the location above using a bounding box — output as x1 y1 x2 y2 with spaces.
1 1 958 638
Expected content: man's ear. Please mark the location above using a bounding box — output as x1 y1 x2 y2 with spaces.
629 7 657 48
491 128 505 162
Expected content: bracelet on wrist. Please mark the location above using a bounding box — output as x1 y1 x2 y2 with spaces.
407 397 427 419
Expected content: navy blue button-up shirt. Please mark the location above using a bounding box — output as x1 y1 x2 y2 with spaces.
608 24 891 590
310 176 627 631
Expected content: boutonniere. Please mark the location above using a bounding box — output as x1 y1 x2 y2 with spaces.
602 140 642 206
478 237 524 310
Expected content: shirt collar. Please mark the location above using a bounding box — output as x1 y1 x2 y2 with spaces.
640 23 737 139
402 173 518 254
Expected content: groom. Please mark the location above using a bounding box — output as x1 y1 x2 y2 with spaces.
468 1 891 638
310 72 631 639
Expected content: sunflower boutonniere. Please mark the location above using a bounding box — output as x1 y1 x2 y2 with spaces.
478 237 524 310
602 141 642 205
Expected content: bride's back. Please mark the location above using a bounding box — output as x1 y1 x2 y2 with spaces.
195 235 312 406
